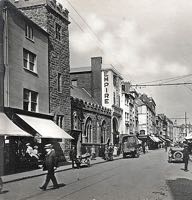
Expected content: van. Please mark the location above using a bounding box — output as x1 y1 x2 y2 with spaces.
121 135 140 158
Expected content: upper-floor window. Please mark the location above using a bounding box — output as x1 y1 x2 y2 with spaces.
55 23 61 40
113 92 116 105
113 75 117 87
25 24 33 40
58 73 62 92
56 115 64 128
23 88 38 112
23 49 36 73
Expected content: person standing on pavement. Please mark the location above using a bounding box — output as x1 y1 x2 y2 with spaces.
164 142 168 152
40 144 59 190
142 142 146 154
69 145 77 169
183 144 190 171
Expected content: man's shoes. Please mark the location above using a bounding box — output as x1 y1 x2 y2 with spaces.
53 185 59 189
39 186 46 191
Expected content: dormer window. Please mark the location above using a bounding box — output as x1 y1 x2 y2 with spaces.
25 24 34 41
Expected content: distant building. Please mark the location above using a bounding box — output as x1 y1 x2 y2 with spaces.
137 94 156 136
121 82 139 136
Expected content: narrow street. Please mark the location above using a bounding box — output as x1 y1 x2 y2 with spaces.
1 149 192 200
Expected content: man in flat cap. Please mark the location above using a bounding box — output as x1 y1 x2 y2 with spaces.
40 144 59 190
183 143 190 171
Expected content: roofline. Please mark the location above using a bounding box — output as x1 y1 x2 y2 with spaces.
101 64 123 80
4 0 49 36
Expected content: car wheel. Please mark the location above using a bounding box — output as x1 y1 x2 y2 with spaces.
173 151 183 160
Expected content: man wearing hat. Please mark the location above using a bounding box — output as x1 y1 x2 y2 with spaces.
183 143 190 171
40 144 59 190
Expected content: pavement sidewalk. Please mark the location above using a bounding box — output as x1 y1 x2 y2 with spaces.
2 155 122 184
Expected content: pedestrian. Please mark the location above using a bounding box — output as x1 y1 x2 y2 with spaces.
69 145 77 169
113 144 118 156
183 144 190 171
164 142 168 152
91 145 96 160
39 144 59 190
26 143 33 157
0 176 2 193
142 142 146 154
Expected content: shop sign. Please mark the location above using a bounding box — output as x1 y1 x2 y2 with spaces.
104 71 109 104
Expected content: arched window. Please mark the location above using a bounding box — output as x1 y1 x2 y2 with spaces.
101 121 107 143
73 111 78 130
84 118 93 143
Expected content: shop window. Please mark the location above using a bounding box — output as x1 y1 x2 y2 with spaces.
23 89 38 112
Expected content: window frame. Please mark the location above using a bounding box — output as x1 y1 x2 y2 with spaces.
56 115 64 128
23 88 38 112
58 73 62 93
25 24 34 41
23 49 37 73
55 23 61 41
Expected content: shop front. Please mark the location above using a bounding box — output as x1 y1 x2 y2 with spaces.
1 110 73 175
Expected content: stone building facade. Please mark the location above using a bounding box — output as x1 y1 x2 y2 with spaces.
71 86 111 155
11 0 71 133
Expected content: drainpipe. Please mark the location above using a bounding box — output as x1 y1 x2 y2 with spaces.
0 1 5 112
0 0 5 178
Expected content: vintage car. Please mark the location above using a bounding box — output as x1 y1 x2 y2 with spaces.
168 147 184 163
121 135 140 158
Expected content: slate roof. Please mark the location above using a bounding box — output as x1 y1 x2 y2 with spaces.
70 85 98 104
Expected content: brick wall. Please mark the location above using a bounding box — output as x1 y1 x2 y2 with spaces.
91 57 102 105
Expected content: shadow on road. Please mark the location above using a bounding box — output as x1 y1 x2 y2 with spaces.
0 190 9 194
166 178 192 200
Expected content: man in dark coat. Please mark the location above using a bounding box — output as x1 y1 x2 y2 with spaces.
69 145 77 169
183 144 190 171
40 144 59 190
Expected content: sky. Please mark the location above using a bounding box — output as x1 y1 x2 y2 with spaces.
58 0 192 125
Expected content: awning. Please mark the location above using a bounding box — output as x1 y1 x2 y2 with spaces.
185 133 192 140
149 135 161 143
17 114 73 139
0 112 31 137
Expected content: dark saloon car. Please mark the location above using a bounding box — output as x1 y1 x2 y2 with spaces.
168 146 184 163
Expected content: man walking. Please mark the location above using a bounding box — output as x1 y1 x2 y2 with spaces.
40 144 59 190
69 145 77 169
183 144 190 171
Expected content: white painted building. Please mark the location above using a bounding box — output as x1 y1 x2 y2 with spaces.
121 82 139 136
137 94 156 136
101 65 123 144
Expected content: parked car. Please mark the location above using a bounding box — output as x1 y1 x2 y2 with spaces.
121 135 140 158
168 146 184 163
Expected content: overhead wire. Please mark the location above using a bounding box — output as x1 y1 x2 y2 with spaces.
65 0 133 80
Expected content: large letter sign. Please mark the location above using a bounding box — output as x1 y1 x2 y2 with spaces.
104 71 109 104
